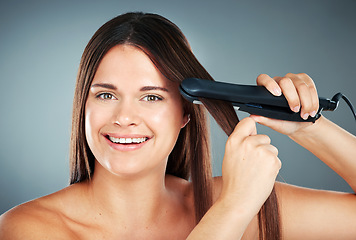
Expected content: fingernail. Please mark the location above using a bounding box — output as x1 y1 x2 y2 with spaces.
293 106 300 112
302 113 309 120
273 88 282 96
310 111 316 117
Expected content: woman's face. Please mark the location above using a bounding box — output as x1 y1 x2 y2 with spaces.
85 45 189 178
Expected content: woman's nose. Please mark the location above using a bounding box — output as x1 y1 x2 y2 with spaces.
113 100 140 127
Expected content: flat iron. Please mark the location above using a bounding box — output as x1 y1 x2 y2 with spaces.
179 78 339 122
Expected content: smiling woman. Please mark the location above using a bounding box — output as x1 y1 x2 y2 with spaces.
1 11 356 240
70 12 233 227
84 45 189 178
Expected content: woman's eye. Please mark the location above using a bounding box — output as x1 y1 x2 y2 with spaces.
97 93 115 100
142 95 162 102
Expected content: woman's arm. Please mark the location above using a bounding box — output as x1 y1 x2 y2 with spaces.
276 181 356 239
291 116 356 190
189 73 356 239
253 114 356 191
254 73 356 191
255 73 356 239
187 117 281 240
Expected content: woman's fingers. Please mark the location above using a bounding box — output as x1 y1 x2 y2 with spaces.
221 117 281 211
256 74 282 96
284 73 318 119
257 73 319 120
228 117 257 144
226 117 278 163
274 76 301 113
293 73 319 117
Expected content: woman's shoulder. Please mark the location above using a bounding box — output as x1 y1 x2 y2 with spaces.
0 199 63 239
165 174 194 203
212 176 223 202
165 175 225 204
0 184 83 240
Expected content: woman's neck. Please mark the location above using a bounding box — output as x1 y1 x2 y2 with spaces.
84 160 171 227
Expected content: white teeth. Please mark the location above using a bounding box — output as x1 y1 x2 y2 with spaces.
108 136 147 144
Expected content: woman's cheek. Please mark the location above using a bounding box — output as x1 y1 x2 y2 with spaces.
148 104 183 131
85 102 112 144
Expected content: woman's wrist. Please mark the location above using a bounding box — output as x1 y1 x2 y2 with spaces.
215 190 261 224
187 195 256 240
288 115 327 143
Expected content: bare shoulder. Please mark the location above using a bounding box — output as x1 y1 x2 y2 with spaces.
165 174 196 228
275 181 356 238
165 174 194 202
212 176 223 202
0 199 63 239
275 180 356 203
0 185 82 240
275 180 356 215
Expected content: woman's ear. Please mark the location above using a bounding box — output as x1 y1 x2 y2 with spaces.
181 114 190 128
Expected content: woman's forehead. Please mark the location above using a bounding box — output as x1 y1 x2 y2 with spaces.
92 45 178 91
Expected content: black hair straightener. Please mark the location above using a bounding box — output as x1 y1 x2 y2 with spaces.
179 78 349 122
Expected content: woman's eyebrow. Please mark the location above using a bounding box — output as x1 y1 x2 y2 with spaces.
91 83 117 90
90 84 169 92
140 86 169 92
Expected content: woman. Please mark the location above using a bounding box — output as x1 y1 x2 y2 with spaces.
1 12 356 239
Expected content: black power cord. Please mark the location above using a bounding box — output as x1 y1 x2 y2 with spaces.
331 93 356 121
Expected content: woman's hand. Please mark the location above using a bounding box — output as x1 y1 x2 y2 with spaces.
251 73 319 135
188 118 281 240
219 117 281 215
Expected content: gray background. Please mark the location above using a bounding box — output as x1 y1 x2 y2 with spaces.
1 0 355 214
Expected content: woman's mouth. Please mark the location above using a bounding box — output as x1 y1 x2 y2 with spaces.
104 134 151 151
106 135 149 144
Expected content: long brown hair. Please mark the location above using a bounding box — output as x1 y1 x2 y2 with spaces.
70 12 280 239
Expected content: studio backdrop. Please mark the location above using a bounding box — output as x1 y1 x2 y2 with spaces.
1 0 355 214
